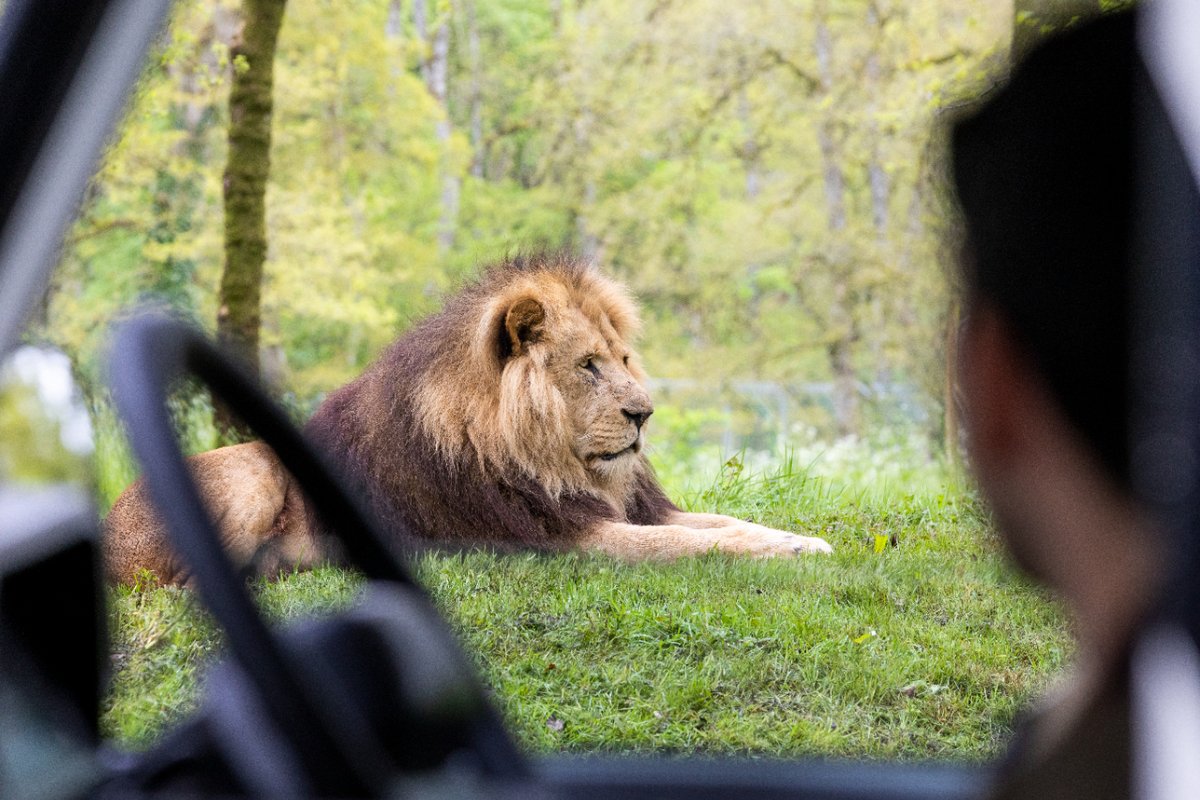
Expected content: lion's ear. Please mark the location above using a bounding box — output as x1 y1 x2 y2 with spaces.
502 297 546 358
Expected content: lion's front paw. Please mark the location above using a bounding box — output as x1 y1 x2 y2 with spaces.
727 527 833 557
790 534 833 554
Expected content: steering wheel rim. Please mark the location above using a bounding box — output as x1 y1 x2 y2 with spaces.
108 311 526 793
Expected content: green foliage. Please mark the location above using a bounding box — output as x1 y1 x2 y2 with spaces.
104 577 218 746
0 352 91 486
38 0 1025 453
643 403 730 495
91 398 138 512
102 566 366 749
91 387 221 512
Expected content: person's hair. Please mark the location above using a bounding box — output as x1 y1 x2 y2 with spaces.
951 11 1135 490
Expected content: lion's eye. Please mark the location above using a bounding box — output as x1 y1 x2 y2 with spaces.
623 354 630 366
579 356 600 376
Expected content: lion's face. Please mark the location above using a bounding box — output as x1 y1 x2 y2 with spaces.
414 263 653 501
465 268 653 496
550 305 653 478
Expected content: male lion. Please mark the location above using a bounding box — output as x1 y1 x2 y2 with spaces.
105 254 831 585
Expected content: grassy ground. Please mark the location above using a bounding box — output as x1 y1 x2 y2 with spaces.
101 452 1071 761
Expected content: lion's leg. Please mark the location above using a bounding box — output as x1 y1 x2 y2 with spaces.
252 480 327 577
665 510 752 529
579 519 831 561
666 511 832 553
190 442 289 567
104 441 309 585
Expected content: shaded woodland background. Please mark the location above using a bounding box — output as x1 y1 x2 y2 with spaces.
3 0 1132 489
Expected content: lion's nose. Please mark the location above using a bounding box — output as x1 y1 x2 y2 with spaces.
622 407 653 430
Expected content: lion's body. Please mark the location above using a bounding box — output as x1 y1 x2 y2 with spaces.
104 254 830 585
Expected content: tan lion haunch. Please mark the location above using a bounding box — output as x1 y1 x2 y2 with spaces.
104 254 831 585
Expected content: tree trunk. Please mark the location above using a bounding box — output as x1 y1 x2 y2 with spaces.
814 6 858 436
828 278 861 437
943 300 962 464
216 0 288 442
738 89 761 201
413 0 430 79
385 0 402 39
414 0 460 252
467 0 484 179
560 3 600 262
813 14 845 233
863 7 890 382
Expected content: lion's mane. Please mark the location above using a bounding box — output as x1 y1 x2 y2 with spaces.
304 253 676 549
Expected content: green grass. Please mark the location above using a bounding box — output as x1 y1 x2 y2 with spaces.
101 453 1071 761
